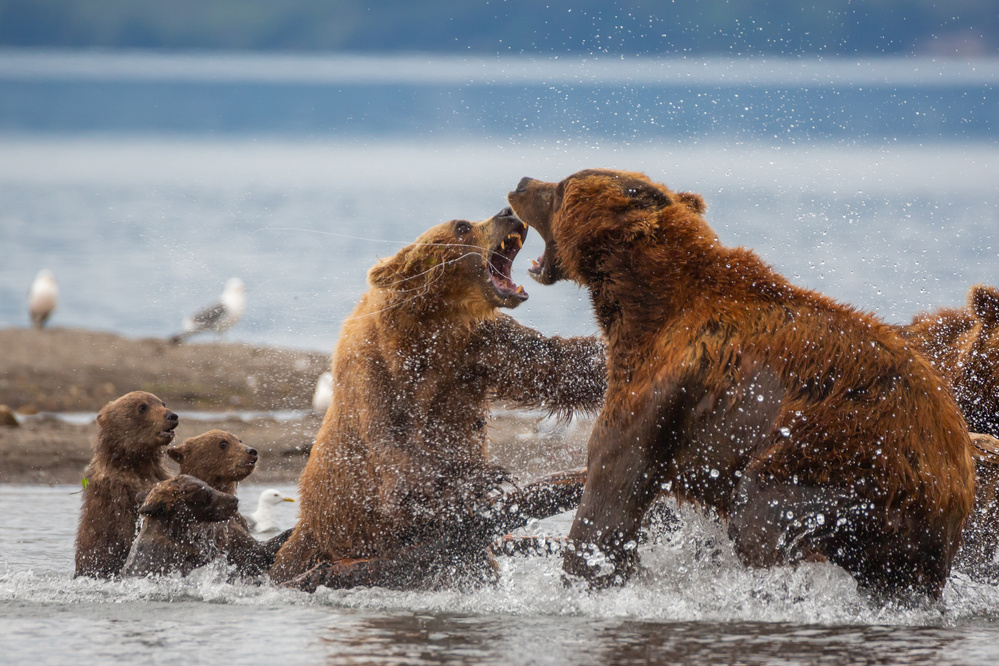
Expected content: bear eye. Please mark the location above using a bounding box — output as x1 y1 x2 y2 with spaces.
138 403 148 414
219 440 229 450
454 220 472 236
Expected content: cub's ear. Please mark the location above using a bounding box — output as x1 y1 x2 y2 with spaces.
139 498 168 517
971 285 999 330
678 191 707 214
166 447 184 463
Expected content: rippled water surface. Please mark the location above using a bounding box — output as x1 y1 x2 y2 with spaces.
4 484 999 664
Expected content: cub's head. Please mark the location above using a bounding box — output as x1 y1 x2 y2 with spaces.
957 285 999 436
366 208 529 316
507 169 707 285
167 429 258 488
96 390 179 454
138 474 239 525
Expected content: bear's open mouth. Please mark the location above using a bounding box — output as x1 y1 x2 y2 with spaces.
160 420 178 441
488 223 529 301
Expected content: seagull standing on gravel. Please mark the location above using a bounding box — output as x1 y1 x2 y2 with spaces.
170 277 246 343
27 269 58 329
244 489 296 533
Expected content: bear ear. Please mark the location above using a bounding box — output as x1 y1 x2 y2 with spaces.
622 179 673 210
971 285 999 330
678 192 707 214
367 248 410 289
139 499 168 517
367 244 432 290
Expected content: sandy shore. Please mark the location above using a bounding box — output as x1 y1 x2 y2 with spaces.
0 327 589 484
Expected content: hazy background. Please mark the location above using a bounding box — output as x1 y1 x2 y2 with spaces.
1 2 996 350
1 0 995 56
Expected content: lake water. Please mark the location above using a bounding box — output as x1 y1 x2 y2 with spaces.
3 51 999 662
6 483 999 665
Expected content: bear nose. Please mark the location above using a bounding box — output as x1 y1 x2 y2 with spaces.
515 177 536 193
166 411 178 423
247 447 258 458
497 206 515 219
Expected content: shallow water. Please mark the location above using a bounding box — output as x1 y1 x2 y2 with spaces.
5 483 999 664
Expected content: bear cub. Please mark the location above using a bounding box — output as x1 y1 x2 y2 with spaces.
75 391 178 579
122 474 239 577
167 429 291 577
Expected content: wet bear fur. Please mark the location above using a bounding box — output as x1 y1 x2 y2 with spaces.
903 286 999 575
507 169 975 601
74 391 178 578
903 285 999 438
270 209 606 589
167 429 291 578
121 474 239 577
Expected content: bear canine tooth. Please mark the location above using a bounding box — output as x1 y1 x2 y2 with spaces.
500 240 506 251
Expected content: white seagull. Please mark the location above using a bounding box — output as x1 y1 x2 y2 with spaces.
171 277 246 343
28 269 59 329
244 489 296 534
312 371 333 415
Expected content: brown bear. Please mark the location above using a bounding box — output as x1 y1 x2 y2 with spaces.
902 285 999 437
957 433 999 576
75 391 178 578
166 429 291 577
270 208 607 590
507 169 975 600
902 286 999 577
121 474 240 577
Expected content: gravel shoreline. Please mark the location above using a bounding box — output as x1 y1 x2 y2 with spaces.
0 327 590 484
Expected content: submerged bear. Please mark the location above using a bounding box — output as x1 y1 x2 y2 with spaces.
270 208 606 591
508 169 975 601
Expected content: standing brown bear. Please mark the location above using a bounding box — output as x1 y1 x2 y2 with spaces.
167 429 291 577
508 169 975 600
902 285 999 574
75 391 178 578
270 208 606 590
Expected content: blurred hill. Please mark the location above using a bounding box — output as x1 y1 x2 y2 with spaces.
0 0 994 56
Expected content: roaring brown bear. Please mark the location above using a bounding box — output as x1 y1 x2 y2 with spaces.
75 391 178 578
167 429 290 577
902 285 999 575
507 169 975 600
269 208 606 590
121 474 240 578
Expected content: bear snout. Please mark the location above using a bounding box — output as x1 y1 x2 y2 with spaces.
246 447 258 458
165 411 179 424
496 206 516 219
